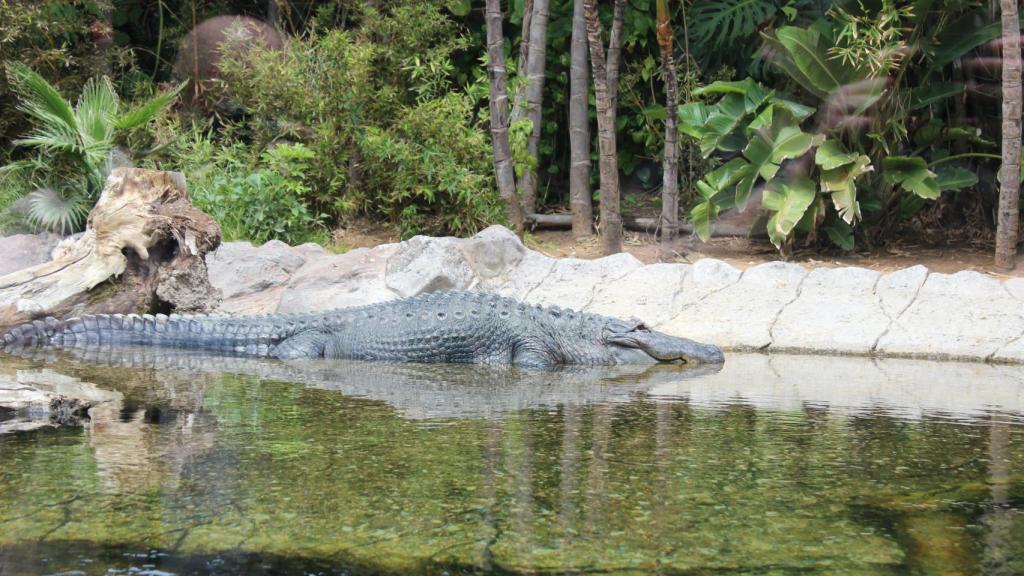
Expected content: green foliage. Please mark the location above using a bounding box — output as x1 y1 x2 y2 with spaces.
357 94 503 238
0 0 135 149
182 136 327 245
690 0 778 52
680 74 978 251
211 1 498 238
0 63 184 233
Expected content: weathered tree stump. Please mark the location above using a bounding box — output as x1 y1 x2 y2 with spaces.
0 168 222 328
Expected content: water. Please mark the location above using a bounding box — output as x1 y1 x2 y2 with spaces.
1 350 1023 575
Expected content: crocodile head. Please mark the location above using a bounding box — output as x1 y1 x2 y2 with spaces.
601 319 724 365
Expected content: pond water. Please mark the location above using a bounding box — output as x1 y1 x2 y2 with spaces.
1 350 1023 575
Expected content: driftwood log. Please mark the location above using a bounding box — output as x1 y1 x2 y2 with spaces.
0 168 222 328
523 212 754 237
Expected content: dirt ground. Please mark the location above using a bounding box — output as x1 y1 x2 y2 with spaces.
332 220 1024 279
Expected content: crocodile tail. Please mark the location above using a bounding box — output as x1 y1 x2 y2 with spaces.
1 317 64 348
0 313 299 357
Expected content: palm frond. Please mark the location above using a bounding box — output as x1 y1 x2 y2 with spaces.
113 80 188 131
13 131 84 155
26 186 91 235
5 62 78 135
75 76 119 149
690 0 777 51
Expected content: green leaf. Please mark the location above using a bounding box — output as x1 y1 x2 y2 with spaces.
735 113 822 209
447 0 471 16
762 176 817 248
934 164 978 191
909 82 964 110
772 26 853 98
821 155 872 224
769 97 815 122
824 220 855 251
704 157 753 191
689 0 776 50
75 77 118 150
884 156 941 199
113 81 187 130
678 102 711 139
694 80 774 156
913 120 994 148
690 199 720 242
814 139 859 170
5 62 77 134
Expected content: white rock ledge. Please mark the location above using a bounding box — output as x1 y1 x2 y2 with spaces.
201 225 1024 364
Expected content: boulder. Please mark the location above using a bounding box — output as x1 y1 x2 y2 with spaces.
880 271 1024 360
277 245 399 314
523 253 644 310
206 240 313 314
662 261 806 350
771 267 886 355
385 236 477 297
0 233 61 277
587 263 689 325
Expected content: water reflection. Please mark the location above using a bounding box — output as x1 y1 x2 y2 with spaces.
0 351 1022 575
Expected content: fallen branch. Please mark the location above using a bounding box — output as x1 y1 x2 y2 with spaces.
523 213 752 237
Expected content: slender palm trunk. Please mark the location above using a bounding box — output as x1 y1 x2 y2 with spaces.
520 0 549 213
657 0 679 258
996 0 1022 270
584 0 626 255
569 0 593 237
485 0 525 235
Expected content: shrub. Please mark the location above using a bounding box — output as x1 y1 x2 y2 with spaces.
212 1 500 238
0 63 184 233
180 135 328 245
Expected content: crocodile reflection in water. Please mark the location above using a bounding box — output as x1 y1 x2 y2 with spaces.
9 345 723 420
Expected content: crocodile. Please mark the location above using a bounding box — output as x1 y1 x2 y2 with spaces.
0 291 724 368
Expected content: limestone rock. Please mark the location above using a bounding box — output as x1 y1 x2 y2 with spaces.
460 225 526 280
479 250 557 300
277 245 398 314
587 263 689 326
385 236 477 297
524 253 643 310
878 271 1024 360
876 265 928 319
663 261 807 350
771 267 885 354
206 240 307 301
0 233 60 276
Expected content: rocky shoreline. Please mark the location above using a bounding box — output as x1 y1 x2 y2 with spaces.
3 224 1024 366
200 225 1024 364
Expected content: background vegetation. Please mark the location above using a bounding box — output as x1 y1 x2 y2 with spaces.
0 0 1019 254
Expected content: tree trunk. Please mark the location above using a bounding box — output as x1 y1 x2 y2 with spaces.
606 0 626 113
657 0 680 259
0 168 222 328
584 0 625 255
569 0 593 238
509 0 549 215
485 0 525 236
996 0 1022 270
520 0 549 214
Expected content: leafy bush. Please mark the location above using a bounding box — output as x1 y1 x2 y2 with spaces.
211 1 500 238
179 135 327 245
0 0 134 148
680 77 979 251
680 0 1002 253
0 63 184 232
